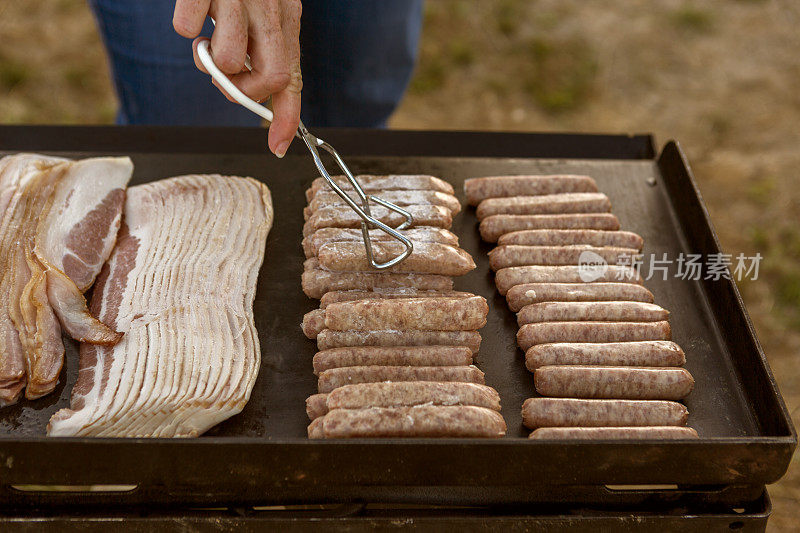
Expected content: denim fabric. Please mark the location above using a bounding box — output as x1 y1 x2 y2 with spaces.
89 0 424 127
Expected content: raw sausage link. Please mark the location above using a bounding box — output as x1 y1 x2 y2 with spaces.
303 226 459 258
312 346 474 374
303 268 454 299
517 301 669 326
307 417 324 438
525 341 686 370
517 321 671 351
309 189 461 214
317 365 485 393
326 382 502 411
311 406 506 438
521 397 688 428
324 296 488 331
480 214 620 242
495 265 642 296
320 289 472 309
464 175 598 205
534 365 694 400
498 229 644 250
307 174 455 201
528 426 698 439
476 193 611 220
302 260 453 299
303 205 452 237
301 309 327 339
488 245 638 270
506 282 654 312
317 241 475 276
316 329 482 354
306 393 329 420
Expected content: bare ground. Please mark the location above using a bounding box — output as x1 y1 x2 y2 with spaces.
1 0 798 528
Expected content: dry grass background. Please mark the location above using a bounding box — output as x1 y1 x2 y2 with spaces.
1 0 798 528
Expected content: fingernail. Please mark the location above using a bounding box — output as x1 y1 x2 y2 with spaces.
275 141 290 159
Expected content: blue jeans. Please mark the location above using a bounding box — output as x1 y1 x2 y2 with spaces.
89 0 423 127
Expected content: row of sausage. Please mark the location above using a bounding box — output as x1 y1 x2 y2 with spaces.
465 174 699 439
300 175 506 438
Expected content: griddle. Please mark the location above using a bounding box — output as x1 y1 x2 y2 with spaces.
0 127 795 513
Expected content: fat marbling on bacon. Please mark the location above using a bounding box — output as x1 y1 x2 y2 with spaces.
48 174 273 437
0 154 131 405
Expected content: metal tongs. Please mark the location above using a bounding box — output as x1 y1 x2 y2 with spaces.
196 40 413 269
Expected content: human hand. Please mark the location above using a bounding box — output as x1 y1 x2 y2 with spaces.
174 0 302 157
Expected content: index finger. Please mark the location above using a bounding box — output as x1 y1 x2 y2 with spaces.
267 1 303 157
173 0 211 38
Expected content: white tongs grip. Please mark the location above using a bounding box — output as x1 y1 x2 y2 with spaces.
196 40 413 269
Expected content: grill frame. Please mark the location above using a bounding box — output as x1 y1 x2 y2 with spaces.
0 126 793 511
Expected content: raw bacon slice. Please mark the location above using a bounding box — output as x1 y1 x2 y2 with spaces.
0 155 65 404
0 154 131 404
42 264 122 345
35 157 130 292
18 248 64 399
48 174 273 437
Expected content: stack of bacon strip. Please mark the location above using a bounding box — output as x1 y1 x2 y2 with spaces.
301 175 506 439
0 154 131 406
48 175 273 437
465 175 697 440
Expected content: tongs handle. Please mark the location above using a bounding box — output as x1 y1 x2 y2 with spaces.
196 40 295 138
195 40 414 269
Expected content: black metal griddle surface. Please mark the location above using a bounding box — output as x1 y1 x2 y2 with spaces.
0 128 794 504
0 153 760 439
